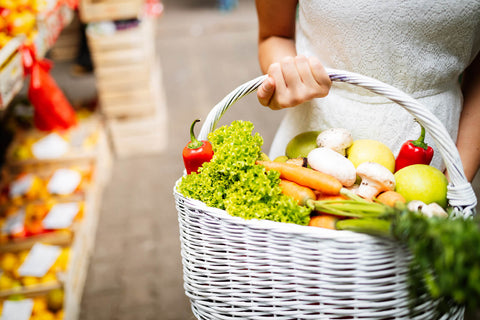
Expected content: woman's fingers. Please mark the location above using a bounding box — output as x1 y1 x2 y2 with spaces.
257 76 276 108
308 56 331 97
258 55 331 110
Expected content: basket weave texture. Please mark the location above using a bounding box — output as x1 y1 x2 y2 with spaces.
174 69 477 319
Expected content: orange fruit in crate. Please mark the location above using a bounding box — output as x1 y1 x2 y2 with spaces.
6 10 36 36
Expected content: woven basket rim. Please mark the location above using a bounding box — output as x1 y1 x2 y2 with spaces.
174 178 390 243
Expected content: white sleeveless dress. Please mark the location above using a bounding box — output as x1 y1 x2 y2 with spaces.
269 0 480 171
268 0 480 209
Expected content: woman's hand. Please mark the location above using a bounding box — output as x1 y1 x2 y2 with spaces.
257 55 332 110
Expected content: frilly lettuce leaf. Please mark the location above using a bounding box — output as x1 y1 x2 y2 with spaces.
178 120 311 225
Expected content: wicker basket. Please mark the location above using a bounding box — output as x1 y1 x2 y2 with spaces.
173 69 477 320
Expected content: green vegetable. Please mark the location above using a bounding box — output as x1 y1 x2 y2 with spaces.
177 120 311 225
310 196 480 317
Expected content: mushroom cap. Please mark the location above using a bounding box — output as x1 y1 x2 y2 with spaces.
316 128 353 155
356 162 396 191
307 147 357 187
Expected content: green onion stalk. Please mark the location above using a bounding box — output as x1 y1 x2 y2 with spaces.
306 192 480 318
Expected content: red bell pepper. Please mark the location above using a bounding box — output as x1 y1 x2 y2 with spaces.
395 124 434 172
182 119 214 174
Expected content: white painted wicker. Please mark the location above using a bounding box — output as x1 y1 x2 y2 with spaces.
174 69 477 320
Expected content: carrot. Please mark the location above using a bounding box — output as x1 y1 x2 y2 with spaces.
257 160 342 195
308 214 339 230
316 193 348 201
376 190 406 207
279 179 316 206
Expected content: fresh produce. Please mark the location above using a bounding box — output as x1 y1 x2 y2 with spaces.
178 121 311 225
307 147 357 187
315 127 353 155
356 161 396 200
307 195 480 317
394 164 448 208
182 119 214 174
285 130 321 158
256 160 343 196
407 200 448 218
395 124 434 172
308 214 339 229
376 190 406 207
178 122 480 316
347 139 396 172
278 179 316 206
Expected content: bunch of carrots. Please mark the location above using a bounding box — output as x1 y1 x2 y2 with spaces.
257 160 405 231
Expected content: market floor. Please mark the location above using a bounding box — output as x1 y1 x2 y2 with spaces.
49 1 480 319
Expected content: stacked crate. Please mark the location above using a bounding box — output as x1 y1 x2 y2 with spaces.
82 1 167 158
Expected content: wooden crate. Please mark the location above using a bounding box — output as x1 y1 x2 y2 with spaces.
0 37 24 110
79 0 145 23
48 13 82 61
87 17 160 119
107 97 168 158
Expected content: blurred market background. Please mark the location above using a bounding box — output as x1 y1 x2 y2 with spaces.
0 0 479 319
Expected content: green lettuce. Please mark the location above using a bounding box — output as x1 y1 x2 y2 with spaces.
177 120 311 225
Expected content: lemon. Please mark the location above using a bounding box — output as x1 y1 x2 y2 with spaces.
347 139 396 172
0 273 14 290
285 131 321 159
394 164 448 208
40 272 57 284
0 253 18 273
47 289 64 312
21 276 40 287
32 310 56 320
32 296 48 314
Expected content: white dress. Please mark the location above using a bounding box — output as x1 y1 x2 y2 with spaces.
269 0 480 173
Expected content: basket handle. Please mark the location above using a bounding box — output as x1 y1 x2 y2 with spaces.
198 68 477 217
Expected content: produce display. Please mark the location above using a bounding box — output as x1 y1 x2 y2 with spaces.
0 165 93 207
177 120 480 317
0 288 64 319
0 244 69 294
0 0 76 49
0 102 108 319
0 200 83 241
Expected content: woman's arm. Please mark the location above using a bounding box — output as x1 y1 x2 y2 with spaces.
457 53 480 182
255 0 331 109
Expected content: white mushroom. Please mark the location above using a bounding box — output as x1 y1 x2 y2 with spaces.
407 200 427 212
316 128 353 156
356 162 395 200
307 147 357 187
407 200 448 218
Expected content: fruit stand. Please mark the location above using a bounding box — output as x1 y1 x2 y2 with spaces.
0 1 113 319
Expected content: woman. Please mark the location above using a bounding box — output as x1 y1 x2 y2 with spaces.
255 0 480 209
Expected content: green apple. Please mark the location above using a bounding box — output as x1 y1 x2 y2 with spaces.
347 139 396 172
285 131 321 159
394 164 448 208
